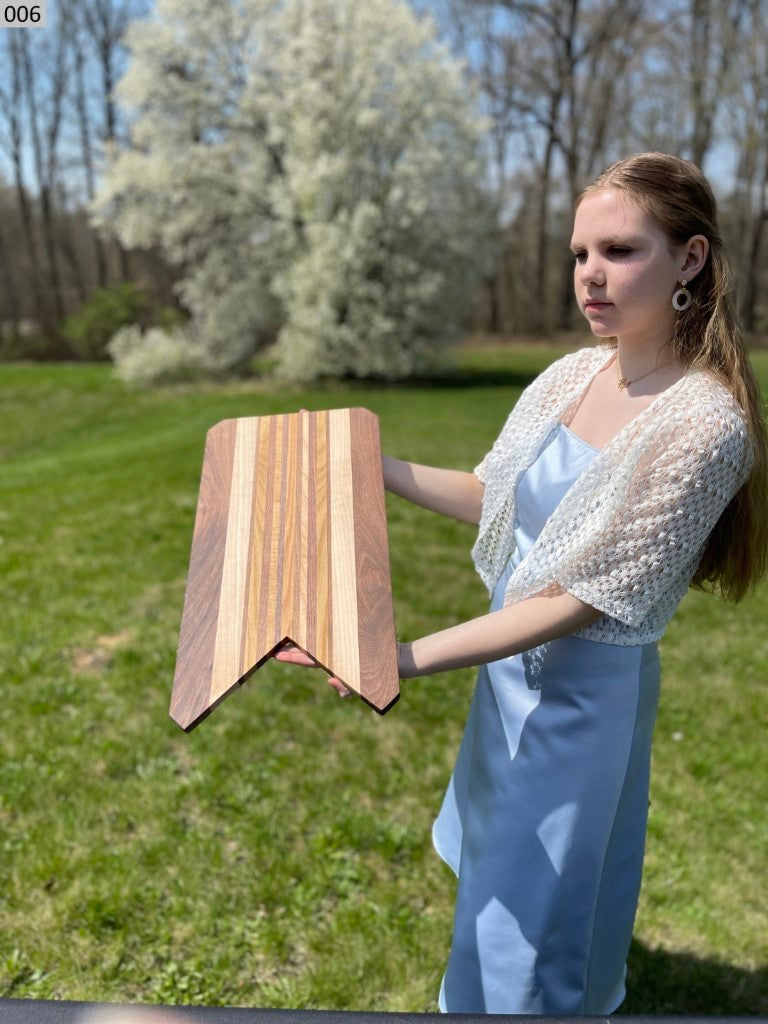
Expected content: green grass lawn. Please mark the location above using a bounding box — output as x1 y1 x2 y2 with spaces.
0 343 766 1013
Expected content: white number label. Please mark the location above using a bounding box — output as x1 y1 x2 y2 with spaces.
1 4 47 27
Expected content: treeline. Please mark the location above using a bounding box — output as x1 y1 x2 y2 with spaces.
423 0 768 336
1 0 767 361
0 0 178 358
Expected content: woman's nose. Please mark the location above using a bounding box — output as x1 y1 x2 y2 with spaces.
578 256 605 287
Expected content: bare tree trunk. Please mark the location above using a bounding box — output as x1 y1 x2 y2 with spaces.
19 32 68 339
742 219 767 333
71 1 109 288
56 183 89 306
78 0 140 281
484 274 500 333
4 33 52 340
690 0 713 166
0 214 23 351
741 146 768 332
690 0 747 168
724 0 768 331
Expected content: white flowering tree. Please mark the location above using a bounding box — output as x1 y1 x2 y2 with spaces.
92 0 496 382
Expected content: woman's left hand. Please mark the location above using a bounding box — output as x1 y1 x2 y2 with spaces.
272 641 353 698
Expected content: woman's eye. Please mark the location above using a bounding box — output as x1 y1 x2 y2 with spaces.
573 251 587 263
609 246 632 257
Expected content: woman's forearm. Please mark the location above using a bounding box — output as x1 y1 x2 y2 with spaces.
398 588 603 678
383 455 484 524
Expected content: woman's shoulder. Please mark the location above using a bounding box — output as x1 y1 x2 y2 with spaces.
660 371 753 473
675 369 750 430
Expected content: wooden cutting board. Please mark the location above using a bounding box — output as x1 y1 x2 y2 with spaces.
170 408 400 731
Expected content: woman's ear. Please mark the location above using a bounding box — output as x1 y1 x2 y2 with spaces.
680 234 709 282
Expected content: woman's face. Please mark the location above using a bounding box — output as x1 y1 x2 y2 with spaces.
570 189 685 345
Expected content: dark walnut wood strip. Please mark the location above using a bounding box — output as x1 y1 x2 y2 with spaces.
170 419 238 730
349 409 400 713
170 408 400 730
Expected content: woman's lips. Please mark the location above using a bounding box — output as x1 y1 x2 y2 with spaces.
585 300 613 312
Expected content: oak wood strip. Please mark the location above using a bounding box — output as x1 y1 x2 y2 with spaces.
298 412 311 649
258 415 283 657
170 419 237 730
280 412 301 645
349 408 400 712
210 418 259 705
328 409 361 693
253 415 279 661
242 417 272 671
313 411 331 668
270 415 289 652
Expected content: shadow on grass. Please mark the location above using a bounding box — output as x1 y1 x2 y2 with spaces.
347 367 540 391
622 939 768 1014
406 367 538 389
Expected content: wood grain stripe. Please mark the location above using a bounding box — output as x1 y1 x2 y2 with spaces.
286 411 303 643
329 409 361 691
349 409 399 712
170 419 237 728
300 412 313 653
314 411 331 667
271 415 289 650
210 418 258 704
259 415 281 655
243 418 272 670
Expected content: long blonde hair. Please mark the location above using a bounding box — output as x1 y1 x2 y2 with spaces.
579 151 768 601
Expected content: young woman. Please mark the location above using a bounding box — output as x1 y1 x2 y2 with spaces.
277 152 768 1014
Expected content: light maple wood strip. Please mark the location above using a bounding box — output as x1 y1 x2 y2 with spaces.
210 418 259 705
328 409 361 692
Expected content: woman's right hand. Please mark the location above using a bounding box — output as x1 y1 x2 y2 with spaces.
272 641 353 698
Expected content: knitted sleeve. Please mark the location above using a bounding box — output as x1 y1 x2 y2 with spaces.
548 407 754 626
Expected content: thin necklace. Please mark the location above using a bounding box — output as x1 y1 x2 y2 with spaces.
615 354 673 390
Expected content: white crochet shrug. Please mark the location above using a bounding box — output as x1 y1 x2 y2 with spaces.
472 344 754 645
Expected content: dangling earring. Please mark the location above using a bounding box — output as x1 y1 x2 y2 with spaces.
672 279 692 311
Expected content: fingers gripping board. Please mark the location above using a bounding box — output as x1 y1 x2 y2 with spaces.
170 408 400 731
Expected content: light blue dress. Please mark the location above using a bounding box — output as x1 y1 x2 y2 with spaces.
433 422 661 1015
